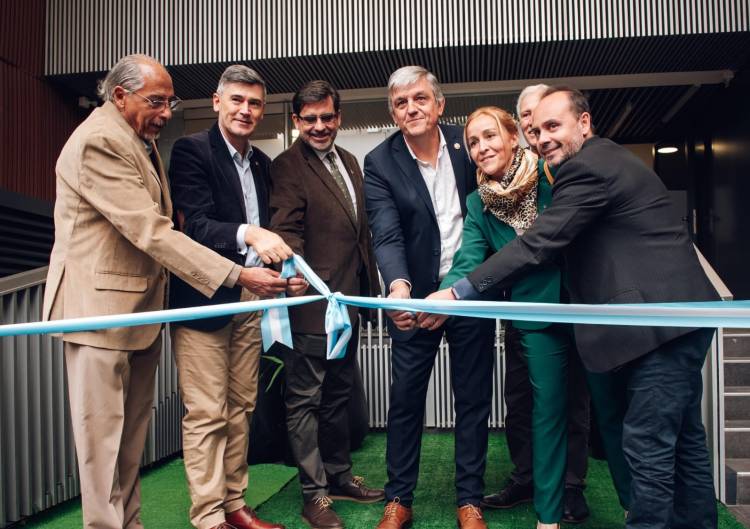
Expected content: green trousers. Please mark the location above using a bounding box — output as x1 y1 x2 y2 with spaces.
519 325 571 523
520 325 632 522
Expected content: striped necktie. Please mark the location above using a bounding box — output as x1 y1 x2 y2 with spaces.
325 151 355 218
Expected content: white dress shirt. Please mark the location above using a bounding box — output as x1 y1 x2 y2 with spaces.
219 131 263 267
405 130 464 280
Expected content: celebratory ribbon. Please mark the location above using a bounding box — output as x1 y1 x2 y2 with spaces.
259 258 298 350
259 255 352 358
284 255 352 359
3 255 750 360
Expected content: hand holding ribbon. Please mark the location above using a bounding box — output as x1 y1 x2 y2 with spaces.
260 255 352 359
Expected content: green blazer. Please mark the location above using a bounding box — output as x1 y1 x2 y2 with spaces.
441 160 561 330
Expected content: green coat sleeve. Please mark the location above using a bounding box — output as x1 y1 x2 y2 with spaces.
441 193 490 289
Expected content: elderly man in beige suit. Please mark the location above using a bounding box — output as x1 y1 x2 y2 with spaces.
43 54 293 529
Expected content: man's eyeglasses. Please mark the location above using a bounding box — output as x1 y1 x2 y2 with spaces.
296 112 338 125
128 90 182 111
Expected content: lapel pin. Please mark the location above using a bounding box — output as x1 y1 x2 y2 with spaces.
454 143 461 150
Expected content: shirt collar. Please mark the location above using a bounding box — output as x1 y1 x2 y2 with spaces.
219 127 253 162
143 140 153 155
314 144 337 162
405 128 447 167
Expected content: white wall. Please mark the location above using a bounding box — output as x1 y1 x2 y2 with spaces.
334 127 398 168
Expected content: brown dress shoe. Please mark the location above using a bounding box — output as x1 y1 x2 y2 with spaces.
375 499 413 529
302 496 344 529
457 504 487 529
226 505 285 529
329 475 385 504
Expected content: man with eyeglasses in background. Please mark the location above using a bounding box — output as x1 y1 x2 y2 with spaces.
168 65 306 529
43 55 289 529
270 80 383 529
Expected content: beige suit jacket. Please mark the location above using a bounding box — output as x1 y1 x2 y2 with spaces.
43 101 238 350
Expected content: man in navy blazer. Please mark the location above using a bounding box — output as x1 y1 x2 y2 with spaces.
169 65 305 529
364 66 495 529
422 87 720 529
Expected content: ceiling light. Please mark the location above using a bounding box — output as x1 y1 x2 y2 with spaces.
657 146 679 154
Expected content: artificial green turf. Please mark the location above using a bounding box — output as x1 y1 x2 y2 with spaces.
16 461 297 528
14 433 747 528
258 432 746 529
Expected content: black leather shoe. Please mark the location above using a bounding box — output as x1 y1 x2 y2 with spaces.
480 480 533 509
562 487 590 524
329 475 385 504
302 496 343 529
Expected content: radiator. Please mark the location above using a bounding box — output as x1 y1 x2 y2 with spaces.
358 314 506 429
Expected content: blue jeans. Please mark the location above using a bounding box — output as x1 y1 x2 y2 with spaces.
622 328 717 529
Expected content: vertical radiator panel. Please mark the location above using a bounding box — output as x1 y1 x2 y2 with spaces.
357 308 507 430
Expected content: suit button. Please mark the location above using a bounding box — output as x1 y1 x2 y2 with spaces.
433 249 439 256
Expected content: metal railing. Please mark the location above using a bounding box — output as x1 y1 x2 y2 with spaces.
0 269 183 528
695 246 733 503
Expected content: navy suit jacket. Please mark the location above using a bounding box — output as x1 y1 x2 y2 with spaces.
467 137 719 371
364 124 475 341
168 123 272 331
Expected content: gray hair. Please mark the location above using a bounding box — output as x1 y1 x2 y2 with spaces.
96 54 156 102
387 65 444 113
516 83 550 117
216 65 267 99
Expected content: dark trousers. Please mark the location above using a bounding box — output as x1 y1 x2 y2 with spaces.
503 324 590 488
619 328 717 529
284 327 359 501
384 316 495 507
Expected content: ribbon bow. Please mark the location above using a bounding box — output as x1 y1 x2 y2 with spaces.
260 255 352 359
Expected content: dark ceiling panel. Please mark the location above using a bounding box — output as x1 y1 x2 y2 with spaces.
50 33 750 99
46 32 749 144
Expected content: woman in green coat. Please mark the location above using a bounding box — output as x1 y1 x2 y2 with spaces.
441 106 628 528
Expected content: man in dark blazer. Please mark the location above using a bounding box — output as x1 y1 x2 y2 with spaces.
169 65 304 529
422 86 720 529
270 80 384 529
364 66 495 529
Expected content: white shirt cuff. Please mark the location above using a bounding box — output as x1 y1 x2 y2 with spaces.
236 224 249 255
389 278 412 293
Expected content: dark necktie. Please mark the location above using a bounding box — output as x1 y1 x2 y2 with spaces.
326 151 355 218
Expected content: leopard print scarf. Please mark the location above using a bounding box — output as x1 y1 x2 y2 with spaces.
477 147 539 231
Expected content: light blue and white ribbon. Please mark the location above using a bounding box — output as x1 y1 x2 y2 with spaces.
278 255 352 359
259 258 298 350
4 254 750 361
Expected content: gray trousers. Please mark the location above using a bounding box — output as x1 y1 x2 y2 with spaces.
283 326 359 501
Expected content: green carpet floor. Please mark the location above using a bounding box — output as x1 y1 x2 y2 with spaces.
14 432 746 528
256 432 745 529
16 461 297 528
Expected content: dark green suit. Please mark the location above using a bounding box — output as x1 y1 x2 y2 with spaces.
443 162 630 522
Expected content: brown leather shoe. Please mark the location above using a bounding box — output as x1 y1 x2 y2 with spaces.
457 504 487 529
329 475 385 503
375 499 412 529
226 505 285 529
302 496 343 529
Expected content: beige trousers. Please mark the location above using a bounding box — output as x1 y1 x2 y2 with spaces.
171 290 262 529
65 337 161 529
